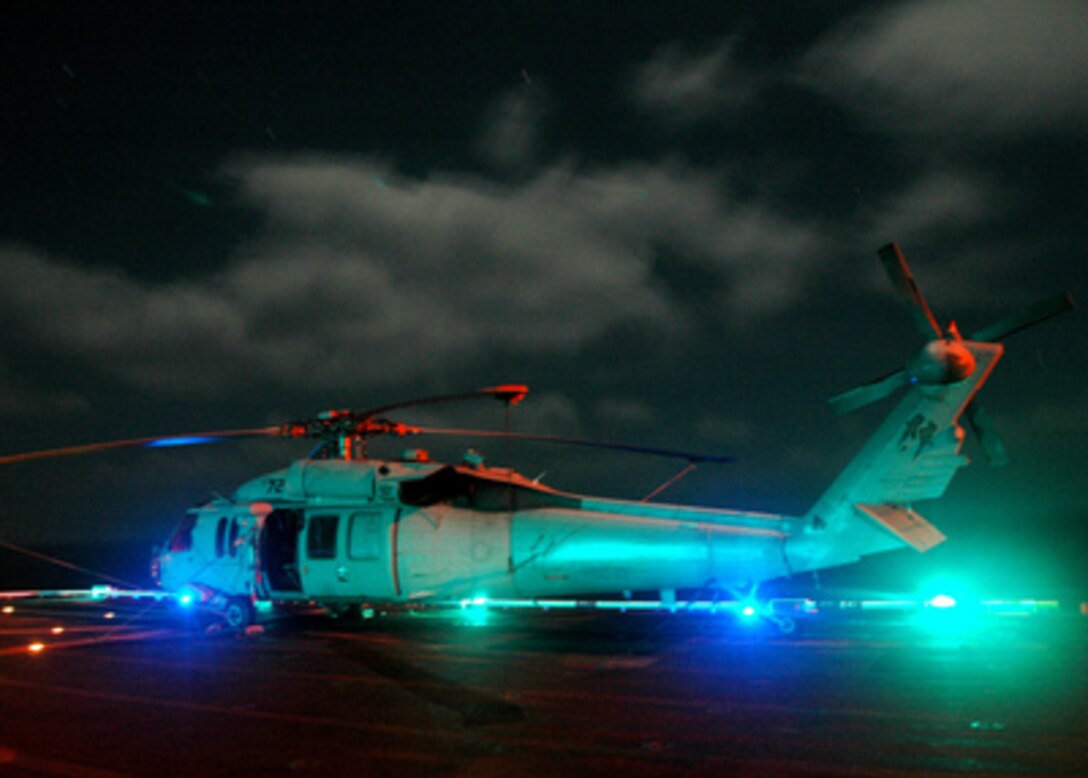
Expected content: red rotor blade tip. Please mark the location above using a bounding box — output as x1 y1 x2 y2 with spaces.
483 384 529 405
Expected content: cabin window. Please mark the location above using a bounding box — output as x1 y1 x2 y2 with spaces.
399 466 581 512
215 517 228 558
307 514 339 559
169 514 197 552
349 512 383 561
228 518 240 558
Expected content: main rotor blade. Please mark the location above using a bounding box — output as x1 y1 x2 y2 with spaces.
0 386 533 465
0 427 280 465
878 243 943 339
829 368 910 415
969 292 1074 342
411 427 733 463
357 384 529 421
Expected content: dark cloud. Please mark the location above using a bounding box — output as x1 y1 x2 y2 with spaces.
628 36 760 125
2 155 848 402
802 0 1088 139
0 354 89 416
478 86 551 172
862 170 998 244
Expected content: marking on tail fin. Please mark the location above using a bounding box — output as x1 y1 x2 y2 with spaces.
899 414 939 459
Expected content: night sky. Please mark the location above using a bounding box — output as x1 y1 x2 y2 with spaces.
2 2 1086 594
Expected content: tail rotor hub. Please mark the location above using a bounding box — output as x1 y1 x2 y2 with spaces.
908 339 977 385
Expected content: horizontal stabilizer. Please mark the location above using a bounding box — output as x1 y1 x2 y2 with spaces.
855 503 946 553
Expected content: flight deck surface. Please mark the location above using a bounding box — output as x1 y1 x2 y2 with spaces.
1 602 1085 776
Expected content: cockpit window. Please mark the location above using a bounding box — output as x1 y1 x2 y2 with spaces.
169 514 197 552
215 517 228 557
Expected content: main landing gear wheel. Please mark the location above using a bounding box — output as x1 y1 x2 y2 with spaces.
223 597 256 630
326 603 379 624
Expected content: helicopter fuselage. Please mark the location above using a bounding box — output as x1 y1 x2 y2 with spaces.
154 456 792 610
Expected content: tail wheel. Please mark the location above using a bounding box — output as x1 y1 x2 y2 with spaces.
771 615 797 635
223 597 255 630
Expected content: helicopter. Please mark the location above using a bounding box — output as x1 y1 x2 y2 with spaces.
0 243 1073 631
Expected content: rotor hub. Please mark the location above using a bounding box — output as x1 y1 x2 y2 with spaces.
908 339 977 385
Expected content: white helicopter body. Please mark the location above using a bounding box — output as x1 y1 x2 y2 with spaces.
5 244 1072 629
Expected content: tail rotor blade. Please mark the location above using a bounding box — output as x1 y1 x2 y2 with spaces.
964 402 1010 467
878 243 943 339
829 368 910 415
969 293 1074 343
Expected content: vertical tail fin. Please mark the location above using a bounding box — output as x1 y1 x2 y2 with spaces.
789 340 1000 574
785 243 1071 575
